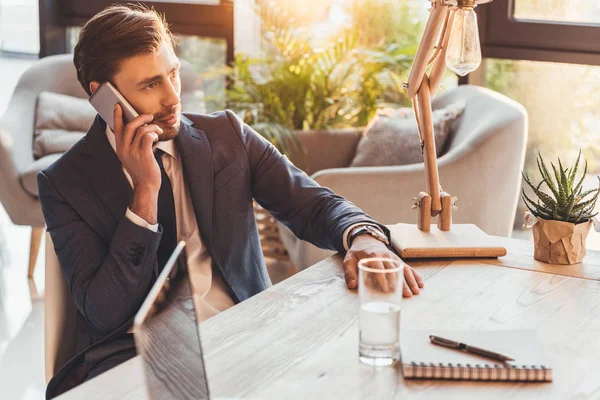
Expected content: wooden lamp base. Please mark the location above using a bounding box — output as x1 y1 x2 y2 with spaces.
389 223 507 259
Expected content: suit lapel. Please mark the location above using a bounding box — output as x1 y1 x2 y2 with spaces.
80 116 133 227
175 115 214 254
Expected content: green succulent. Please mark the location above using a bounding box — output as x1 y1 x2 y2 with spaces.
522 151 599 224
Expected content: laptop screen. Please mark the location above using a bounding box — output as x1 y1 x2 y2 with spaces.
133 241 210 400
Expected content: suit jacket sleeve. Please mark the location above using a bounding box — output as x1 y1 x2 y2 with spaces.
224 110 390 255
37 171 162 335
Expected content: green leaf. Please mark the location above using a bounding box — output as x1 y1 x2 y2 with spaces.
558 158 570 202
572 160 588 195
563 193 578 220
522 190 554 220
573 190 599 213
522 173 557 211
578 187 599 202
550 162 565 206
537 154 560 200
568 150 582 192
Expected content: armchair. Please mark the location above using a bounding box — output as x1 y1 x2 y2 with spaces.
279 84 528 270
0 54 199 277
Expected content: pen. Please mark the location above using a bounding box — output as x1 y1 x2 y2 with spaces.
429 335 515 363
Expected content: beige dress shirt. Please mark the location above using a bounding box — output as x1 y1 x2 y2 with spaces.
105 126 235 324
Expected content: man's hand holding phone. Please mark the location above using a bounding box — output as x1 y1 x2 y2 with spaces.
113 104 162 225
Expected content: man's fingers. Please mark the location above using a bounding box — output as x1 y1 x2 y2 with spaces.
113 104 123 135
122 114 155 149
414 268 425 288
134 124 162 150
372 260 389 293
139 130 159 152
388 269 397 293
346 249 420 298
343 254 358 290
404 266 421 295
129 113 155 129
383 258 400 293
113 104 127 153
136 123 163 137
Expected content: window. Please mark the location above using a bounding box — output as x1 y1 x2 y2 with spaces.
145 0 220 3
478 0 600 248
513 0 600 25
176 35 227 112
485 58 600 248
479 0 600 66
40 0 234 61
0 0 39 55
485 59 600 176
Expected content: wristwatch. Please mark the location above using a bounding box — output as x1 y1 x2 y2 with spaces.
347 225 390 249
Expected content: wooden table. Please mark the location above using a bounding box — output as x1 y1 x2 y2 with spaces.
57 237 600 399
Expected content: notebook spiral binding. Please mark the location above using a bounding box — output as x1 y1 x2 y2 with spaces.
403 362 552 382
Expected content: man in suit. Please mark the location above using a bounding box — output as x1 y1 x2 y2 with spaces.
38 4 424 398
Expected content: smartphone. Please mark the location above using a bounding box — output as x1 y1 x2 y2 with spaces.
89 82 139 131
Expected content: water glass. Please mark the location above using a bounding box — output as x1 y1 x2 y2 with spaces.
358 257 404 366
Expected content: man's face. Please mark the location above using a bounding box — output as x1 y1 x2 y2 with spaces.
107 41 182 141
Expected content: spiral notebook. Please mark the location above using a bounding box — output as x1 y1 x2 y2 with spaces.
401 330 552 382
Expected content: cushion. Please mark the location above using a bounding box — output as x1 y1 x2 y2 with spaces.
349 102 466 167
20 153 62 197
33 91 96 159
294 128 363 174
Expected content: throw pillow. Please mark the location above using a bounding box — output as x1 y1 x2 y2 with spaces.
350 101 466 167
33 91 97 159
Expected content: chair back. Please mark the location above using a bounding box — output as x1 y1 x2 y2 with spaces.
432 84 527 155
44 232 78 384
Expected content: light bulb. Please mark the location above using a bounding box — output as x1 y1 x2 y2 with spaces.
445 7 482 76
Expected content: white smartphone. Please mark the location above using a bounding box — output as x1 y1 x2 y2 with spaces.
89 82 139 131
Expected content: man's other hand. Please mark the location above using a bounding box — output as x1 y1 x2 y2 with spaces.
342 235 424 298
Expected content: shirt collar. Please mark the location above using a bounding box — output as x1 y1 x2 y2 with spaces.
105 125 177 159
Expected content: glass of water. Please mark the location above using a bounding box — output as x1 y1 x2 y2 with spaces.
358 257 404 366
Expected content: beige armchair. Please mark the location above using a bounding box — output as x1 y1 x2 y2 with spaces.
279 85 528 270
0 54 200 277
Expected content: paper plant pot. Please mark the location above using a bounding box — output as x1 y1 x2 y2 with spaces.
531 217 593 265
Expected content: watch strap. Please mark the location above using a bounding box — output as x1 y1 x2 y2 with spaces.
347 224 390 249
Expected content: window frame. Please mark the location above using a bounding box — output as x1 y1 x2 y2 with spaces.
477 0 600 66
39 0 234 63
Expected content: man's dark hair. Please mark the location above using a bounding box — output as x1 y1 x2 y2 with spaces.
73 3 176 96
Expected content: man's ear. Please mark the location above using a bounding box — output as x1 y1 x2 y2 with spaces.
89 81 100 95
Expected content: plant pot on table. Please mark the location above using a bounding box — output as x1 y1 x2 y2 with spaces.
530 217 593 265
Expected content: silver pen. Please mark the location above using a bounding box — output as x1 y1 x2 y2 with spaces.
429 335 515 363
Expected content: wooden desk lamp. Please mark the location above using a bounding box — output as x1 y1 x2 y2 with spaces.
391 0 507 259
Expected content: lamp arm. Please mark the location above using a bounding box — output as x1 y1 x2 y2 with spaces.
406 0 448 99
427 8 454 66
414 74 443 215
429 8 456 97
405 0 492 231
407 0 456 216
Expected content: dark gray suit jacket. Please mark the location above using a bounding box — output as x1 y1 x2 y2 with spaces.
38 110 388 398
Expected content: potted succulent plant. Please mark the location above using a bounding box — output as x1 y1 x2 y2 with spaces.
521 152 599 264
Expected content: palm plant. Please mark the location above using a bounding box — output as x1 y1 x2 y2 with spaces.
226 0 416 161
345 0 425 48
522 151 599 224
